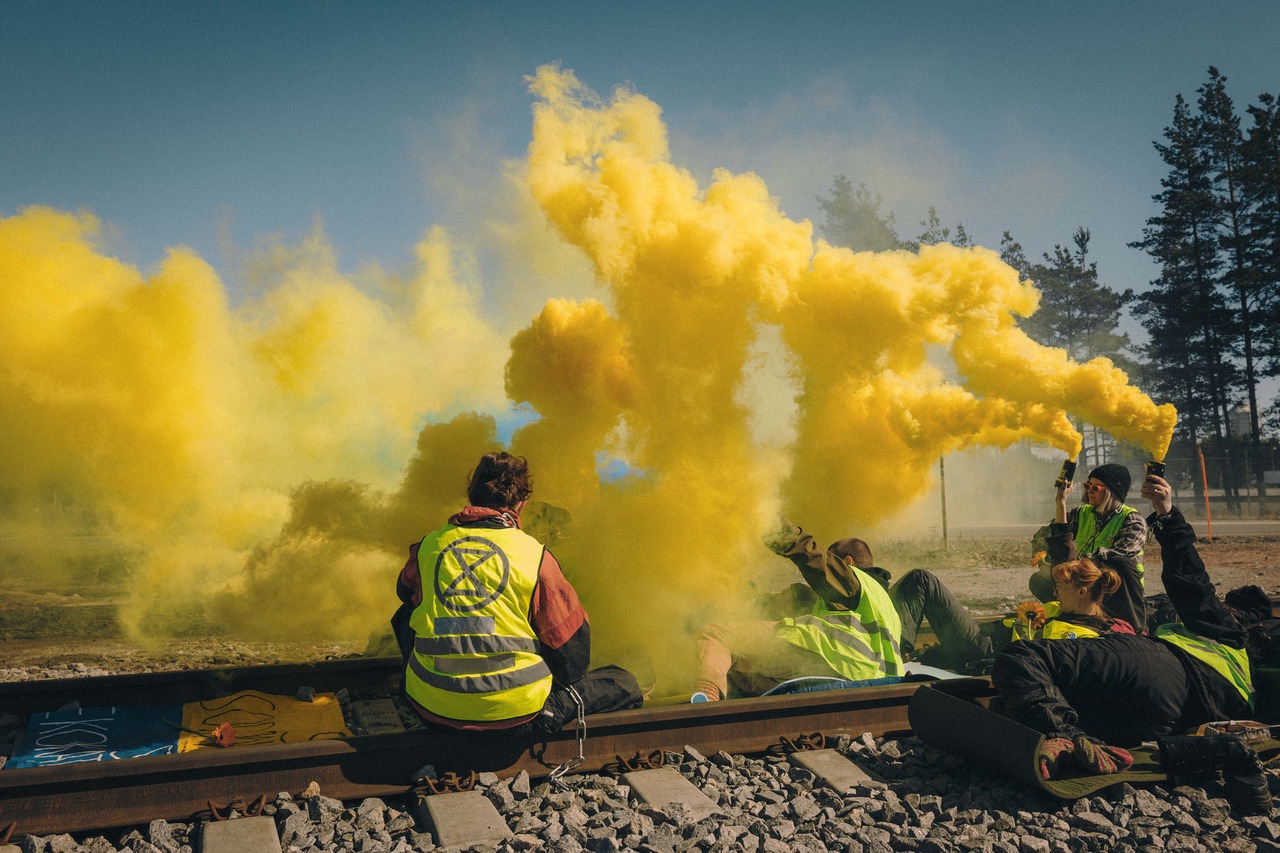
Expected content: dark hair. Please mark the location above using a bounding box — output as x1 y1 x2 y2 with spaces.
828 537 873 569
467 452 533 509
1052 558 1121 601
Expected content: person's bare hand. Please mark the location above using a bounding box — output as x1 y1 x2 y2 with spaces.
1140 474 1173 516
1054 480 1070 523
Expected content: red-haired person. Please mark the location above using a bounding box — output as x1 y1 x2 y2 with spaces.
394 452 641 741
1010 559 1137 640
991 476 1267 812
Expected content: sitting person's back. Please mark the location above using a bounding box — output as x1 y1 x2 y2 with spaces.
394 451 641 736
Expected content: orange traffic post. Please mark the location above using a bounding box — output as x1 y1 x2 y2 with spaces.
1199 447 1213 542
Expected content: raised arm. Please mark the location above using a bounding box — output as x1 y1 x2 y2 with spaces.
1140 475 1246 646
767 521 862 611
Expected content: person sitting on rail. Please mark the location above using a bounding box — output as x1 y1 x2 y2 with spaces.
392 451 642 738
991 474 1269 807
1030 463 1147 633
692 521 905 701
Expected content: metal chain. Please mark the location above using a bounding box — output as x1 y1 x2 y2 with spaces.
768 732 827 755
549 684 586 786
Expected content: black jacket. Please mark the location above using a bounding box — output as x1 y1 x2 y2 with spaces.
1149 506 1252 727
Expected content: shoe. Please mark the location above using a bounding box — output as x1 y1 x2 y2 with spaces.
1158 733 1272 814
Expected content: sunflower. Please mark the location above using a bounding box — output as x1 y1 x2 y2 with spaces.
1015 600 1048 630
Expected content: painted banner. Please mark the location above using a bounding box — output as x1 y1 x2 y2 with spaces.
177 689 350 752
7 705 182 768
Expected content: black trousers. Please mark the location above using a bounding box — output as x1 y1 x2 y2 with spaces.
992 634 1196 746
414 665 643 774
890 569 992 667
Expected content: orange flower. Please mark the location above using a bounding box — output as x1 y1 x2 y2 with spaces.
211 722 237 747
1030 550 1047 567
1015 601 1047 630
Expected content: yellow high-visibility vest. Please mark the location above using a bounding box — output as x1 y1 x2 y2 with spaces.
404 524 554 721
1156 623 1255 708
1004 602 1105 641
774 566 905 681
1076 504 1145 584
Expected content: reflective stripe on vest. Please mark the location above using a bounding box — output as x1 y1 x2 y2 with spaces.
1075 504 1145 583
1003 602 1102 641
774 566 905 681
1156 623 1255 708
403 524 553 721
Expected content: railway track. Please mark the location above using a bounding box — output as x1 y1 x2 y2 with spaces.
0 657 995 838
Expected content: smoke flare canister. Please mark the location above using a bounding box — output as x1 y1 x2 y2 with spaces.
1055 459 1077 488
1145 460 1166 479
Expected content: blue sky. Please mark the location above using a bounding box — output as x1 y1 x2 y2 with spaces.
4 1 1278 346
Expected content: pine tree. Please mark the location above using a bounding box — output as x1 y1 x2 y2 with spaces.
1018 228 1135 365
913 207 973 249
1199 68 1265 446
1240 92 1280 432
1131 94 1239 445
1009 228 1135 468
816 175 901 251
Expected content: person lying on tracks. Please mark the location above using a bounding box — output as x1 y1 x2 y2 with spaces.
691 521 905 701
1005 559 1137 640
1030 462 1148 634
392 451 642 739
890 558 1136 673
991 474 1259 779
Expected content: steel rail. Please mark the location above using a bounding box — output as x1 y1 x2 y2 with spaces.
0 659 995 837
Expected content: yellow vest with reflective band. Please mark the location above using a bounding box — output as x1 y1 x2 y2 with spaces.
1075 504 1144 584
1004 602 1103 641
1156 623 1255 708
774 567 905 681
404 524 553 722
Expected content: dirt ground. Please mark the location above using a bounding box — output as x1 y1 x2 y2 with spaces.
1 534 1277 681
906 533 1280 618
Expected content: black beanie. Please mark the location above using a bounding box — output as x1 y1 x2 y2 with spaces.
1088 463 1131 501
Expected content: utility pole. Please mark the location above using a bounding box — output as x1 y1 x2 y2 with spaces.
939 457 949 548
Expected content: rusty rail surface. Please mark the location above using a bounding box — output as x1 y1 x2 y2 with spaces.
0 658 995 837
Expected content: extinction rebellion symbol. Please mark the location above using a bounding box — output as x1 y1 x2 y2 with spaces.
433 536 511 612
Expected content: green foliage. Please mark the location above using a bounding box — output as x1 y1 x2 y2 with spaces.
1016 227 1135 366
816 174 902 251
911 206 973 250
1200 68 1268 445
1242 93 1280 388
1131 91 1239 444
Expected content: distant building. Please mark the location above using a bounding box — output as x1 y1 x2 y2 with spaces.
1227 405 1253 440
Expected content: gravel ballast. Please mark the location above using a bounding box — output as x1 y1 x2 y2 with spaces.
14 731 1280 853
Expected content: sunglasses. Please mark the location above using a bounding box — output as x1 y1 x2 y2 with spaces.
1082 481 1108 494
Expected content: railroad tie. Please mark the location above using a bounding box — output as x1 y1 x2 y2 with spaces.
623 766 721 822
417 790 514 848
789 748 886 793
200 816 282 853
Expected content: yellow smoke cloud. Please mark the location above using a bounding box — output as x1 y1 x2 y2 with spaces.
2 66 1176 684
0 206 508 644
519 66 1177 665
